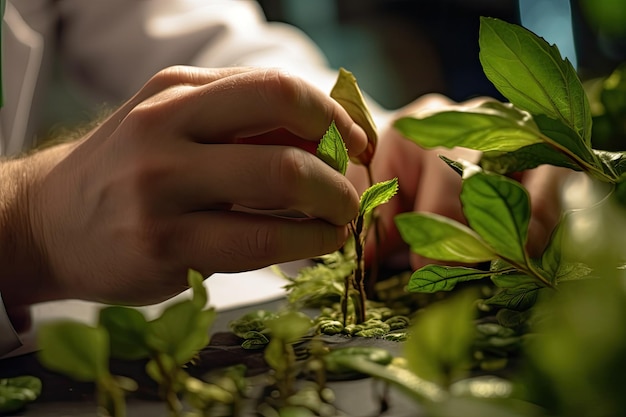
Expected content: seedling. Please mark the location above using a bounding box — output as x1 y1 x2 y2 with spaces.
315 120 398 325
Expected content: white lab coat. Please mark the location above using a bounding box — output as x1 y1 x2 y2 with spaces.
0 0 343 356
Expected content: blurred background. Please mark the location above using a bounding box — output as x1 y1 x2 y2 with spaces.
255 0 625 109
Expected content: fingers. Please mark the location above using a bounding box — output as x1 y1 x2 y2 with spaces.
157 143 359 226
150 68 367 156
171 211 350 275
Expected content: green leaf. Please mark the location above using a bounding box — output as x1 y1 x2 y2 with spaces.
38 321 110 382
404 290 477 387
595 149 626 181
0 377 42 413
480 143 581 174
359 177 398 217
491 273 541 289
316 120 349 175
188 268 208 310
146 301 216 365
407 265 494 293
264 311 312 342
395 212 496 263
394 101 542 152
330 67 377 165
99 306 151 360
484 285 541 311
461 172 530 265
479 17 592 144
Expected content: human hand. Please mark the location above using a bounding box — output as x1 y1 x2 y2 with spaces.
347 94 568 271
0 66 368 308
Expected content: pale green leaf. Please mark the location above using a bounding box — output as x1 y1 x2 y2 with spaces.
479 17 592 144
359 177 398 217
407 265 493 293
394 101 542 152
316 120 348 175
395 212 496 263
38 322 110 382
330 68 377 165
187 268 208 310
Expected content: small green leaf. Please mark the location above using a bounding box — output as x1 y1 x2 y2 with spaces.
38 321 110 382
394 101 542 152
316 120 349 175
188 268 208 310
330 67 378 165
264 311 312 343
146 302 216 365
395 212 496 263
407 265 493 293
263 338 287 374
359 177 398 217
479 17 592 144
99 306 151 360
461 172 530 265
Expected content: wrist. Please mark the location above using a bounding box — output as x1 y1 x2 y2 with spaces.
0 143 74 309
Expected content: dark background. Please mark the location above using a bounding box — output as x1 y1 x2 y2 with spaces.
255 0 624 110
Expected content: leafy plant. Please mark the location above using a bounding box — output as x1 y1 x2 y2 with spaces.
393 17 626 319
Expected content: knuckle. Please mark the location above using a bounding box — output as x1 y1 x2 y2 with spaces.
256 68 303 108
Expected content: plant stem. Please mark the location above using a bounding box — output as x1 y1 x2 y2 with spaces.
353 214 367 324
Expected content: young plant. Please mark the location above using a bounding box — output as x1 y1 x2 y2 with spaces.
38 269 217 417
315 121 398 325
392 17 626 320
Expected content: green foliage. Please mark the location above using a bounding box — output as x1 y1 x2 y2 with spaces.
0 376 42 413
316 121 348 175
359 178 399 217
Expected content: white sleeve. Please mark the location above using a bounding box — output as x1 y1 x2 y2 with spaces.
0 293 22 357
58 0 337 101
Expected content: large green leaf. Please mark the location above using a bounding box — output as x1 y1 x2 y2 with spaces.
461 172 530 265
479 17 592 144
395 212 496 263
407 265 494 293
99 306 151 361
394 101 542 152
38 322 110 382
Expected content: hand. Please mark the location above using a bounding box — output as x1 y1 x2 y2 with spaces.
348 94 568 271
0 66 367 308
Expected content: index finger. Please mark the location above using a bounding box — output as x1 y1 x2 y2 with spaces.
171 68 368 157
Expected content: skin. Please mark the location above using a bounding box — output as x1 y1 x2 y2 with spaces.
348 93 570 271
0 66 368 311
